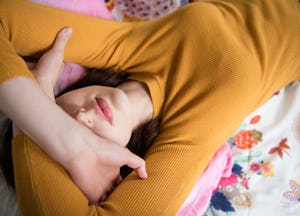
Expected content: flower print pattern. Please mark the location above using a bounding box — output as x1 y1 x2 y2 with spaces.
231 115 263 150
235 192 252 207
281 179 300 208
250 162 260 173
115 0 183 20
259 161 274 177
250 115 261 124
219 184 240 200
105 0 115 11
208 163 253 215
205 82 300 215
233 129 262 149
269 138 290 159
206 110 287 215
210 192 235 213
249 161 274 177
240 177 249 189
219 173 238 187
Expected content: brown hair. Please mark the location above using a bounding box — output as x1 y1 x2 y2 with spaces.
0 69 160 187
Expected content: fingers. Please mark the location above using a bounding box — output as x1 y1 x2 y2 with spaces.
124 149 148 179
135 165 148 179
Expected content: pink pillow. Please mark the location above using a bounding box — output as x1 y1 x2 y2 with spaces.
30 0 113 19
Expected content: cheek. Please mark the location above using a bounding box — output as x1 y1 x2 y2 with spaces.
110 124 132 147
118 126 132 147
96 117 132 147
115 112 132 146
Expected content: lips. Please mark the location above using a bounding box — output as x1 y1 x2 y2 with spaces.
93 97 113 124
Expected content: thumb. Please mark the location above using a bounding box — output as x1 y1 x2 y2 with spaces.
51 27 72 54
34 27 72 81
124 149 148 179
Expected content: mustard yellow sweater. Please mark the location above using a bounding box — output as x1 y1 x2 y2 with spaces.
1 0 300 215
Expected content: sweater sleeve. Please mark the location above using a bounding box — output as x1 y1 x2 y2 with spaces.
0 30 34 84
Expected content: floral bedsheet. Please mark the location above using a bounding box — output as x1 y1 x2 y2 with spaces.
205 81 300 216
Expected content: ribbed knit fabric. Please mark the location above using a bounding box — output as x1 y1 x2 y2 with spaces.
1 0 300 215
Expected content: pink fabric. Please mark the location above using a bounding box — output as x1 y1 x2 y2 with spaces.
177 143 233 216
54 63 87 95
30 0 113 19
29 0 114 95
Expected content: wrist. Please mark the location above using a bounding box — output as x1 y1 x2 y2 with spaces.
56 125 99 171
0 77 79 165
36 77 55 99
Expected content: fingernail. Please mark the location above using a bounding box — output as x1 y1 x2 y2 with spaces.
143 169 148 179
143 172 148 179
65 27 72 37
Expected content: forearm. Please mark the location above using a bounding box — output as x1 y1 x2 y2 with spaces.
35 79 55 100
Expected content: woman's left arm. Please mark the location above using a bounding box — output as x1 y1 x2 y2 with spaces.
12 27 71 136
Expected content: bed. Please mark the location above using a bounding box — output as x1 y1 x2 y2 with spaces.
204 81 300 216
0 1 300 215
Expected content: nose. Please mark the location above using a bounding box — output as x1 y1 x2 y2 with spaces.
75 108 94 129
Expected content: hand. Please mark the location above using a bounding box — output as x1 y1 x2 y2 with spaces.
64 130 148 203
27 27 72 98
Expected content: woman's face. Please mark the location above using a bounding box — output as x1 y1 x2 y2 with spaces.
56 86 133 146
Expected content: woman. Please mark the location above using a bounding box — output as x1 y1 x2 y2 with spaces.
1 28 160 192
0 0 300 215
